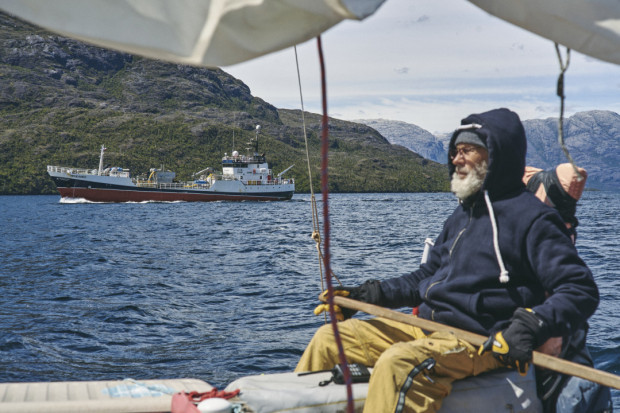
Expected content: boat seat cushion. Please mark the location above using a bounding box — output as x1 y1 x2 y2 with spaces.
0 378 213 413
225 368 543 412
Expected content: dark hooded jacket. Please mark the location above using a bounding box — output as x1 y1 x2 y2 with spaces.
379 108 599 339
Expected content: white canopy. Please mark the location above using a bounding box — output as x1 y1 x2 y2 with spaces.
0 0 386 67
469 0 620 65
0 0 619 66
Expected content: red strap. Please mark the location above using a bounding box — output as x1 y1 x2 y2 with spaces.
187 388 240 402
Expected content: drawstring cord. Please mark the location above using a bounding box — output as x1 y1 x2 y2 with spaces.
483 190 510 283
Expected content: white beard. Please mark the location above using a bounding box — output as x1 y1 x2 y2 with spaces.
451 160 488 201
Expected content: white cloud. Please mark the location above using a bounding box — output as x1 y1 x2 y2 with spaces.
224 0 620 133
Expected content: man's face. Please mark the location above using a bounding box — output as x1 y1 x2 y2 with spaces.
450 144 489 176
450 144 489 200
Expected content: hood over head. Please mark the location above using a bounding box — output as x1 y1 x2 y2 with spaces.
448 108 526 201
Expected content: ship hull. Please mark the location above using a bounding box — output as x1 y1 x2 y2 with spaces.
51 176 294 202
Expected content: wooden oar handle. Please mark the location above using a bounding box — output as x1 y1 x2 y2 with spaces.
324 295 620 390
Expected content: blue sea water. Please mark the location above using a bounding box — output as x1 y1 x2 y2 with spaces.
1 192 619 405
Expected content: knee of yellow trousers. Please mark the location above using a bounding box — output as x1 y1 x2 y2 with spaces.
366 343 447 413
311 322 336 344
372 341 432 379
295 323 340 372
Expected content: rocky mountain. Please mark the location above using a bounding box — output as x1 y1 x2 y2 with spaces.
524 111 620 190
0 11 448 195
357 119 447 163
359 112 620 190
357 119 450 164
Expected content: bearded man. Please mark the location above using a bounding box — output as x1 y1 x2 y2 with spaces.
295 108 600 412
448 130 488 200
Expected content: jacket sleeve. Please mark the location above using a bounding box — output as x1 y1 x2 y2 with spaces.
527 211 599 338
379 228 446 308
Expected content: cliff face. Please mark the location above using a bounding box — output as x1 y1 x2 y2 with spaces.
524 111 620 190
0 12 278 121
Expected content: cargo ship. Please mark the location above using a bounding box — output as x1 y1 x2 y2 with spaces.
47 142 294 203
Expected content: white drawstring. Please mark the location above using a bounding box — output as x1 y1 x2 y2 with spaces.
484 190 510 283
456 123 483 131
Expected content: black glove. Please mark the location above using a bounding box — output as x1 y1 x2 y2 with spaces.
479 308 547 375
314 280 384 321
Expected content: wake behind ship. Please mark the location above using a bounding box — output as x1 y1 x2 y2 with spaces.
47 144 295 203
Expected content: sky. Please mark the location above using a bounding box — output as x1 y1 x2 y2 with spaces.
223 0 620 134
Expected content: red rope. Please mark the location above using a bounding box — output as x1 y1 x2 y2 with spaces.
185 388 240 402
316 35 354 413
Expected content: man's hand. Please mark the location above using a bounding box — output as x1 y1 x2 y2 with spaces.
479 308 548 375
313 280 383 321
313 288 355 321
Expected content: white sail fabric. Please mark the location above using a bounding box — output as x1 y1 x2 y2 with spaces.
0 0 386 67
1 0 619 67
468 0 620 65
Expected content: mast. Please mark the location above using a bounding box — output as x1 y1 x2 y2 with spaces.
97 145 106 176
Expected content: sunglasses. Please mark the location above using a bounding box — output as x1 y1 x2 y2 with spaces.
449 145 482 161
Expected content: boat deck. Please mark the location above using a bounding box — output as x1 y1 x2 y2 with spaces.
0 368 541 412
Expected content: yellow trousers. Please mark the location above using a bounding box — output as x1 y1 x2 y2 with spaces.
295 317 503 413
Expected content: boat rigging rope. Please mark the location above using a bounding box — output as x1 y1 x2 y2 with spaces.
294 46 324 292
554 43 584 182
293 47 343 297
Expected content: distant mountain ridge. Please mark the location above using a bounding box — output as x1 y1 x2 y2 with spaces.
358 112 620 190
